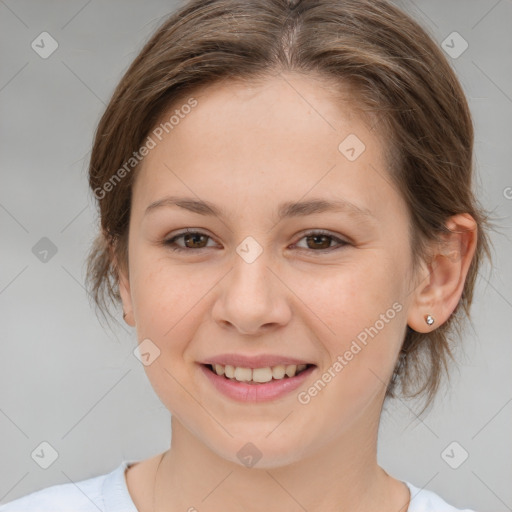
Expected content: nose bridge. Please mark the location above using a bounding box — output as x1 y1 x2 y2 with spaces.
229 243 274 308
212 237 291 334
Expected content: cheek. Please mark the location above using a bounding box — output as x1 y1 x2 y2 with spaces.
291 265 407 428
130 251 218 345
290 256 407 379
296 257 403 332
128 255 216 414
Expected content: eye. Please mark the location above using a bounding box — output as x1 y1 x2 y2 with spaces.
292 230 348 252
163 229 349 253
163 229 217 252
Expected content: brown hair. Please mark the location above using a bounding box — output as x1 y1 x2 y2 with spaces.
86 0 492 412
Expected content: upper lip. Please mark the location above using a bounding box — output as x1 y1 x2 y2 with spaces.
199 354 315 369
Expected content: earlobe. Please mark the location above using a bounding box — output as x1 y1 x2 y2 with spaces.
407 214 477 332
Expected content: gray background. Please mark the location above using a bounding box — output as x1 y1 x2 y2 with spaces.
0 0 511 510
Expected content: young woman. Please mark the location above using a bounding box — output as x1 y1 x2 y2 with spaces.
1 0 492 510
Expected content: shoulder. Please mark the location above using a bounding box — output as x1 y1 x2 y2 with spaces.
0 460 136 512
0 474 105 512
406 481 477 512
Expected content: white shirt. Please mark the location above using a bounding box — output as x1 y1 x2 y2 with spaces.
0 460 477 511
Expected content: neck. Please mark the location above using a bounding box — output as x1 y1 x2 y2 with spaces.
152 413 409 512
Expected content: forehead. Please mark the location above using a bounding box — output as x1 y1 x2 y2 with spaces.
132 73 400 220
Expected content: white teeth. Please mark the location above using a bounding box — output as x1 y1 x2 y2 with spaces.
285 364 297 377
271 365 286 379
234 367 252 382
224 365 235 378
252 367 273 383
210 362 311 382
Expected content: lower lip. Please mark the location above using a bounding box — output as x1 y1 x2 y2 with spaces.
199 364 316 402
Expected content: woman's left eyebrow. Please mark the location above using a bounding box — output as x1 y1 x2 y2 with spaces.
144 195 376 221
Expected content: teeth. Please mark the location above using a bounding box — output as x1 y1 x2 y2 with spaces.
253 367 273 383
209 363 310 382
272 365 286 379
285 364 297 377
224 365 235 378
234 367 252 382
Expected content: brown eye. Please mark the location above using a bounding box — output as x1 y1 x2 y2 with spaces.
305 234 332 250
182 232 209 248
294 230 348 252
164 230 216 252
164 229 348 254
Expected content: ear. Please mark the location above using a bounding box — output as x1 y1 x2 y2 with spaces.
407 214 477 332
111 246 136 327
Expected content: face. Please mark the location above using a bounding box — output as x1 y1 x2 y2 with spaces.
119 72 418 467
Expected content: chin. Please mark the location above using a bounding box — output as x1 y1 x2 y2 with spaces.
211 434 311 470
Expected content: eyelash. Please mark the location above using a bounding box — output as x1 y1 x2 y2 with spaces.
163 229 349 254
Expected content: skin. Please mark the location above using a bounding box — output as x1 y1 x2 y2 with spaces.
117 72 477 512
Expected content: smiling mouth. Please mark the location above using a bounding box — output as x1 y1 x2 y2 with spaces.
203 363 315 384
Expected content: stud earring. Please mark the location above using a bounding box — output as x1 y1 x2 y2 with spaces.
425 314 435 326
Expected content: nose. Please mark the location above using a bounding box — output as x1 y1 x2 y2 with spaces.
211 249 292 335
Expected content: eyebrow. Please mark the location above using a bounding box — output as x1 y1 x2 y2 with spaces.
144 195 375 221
